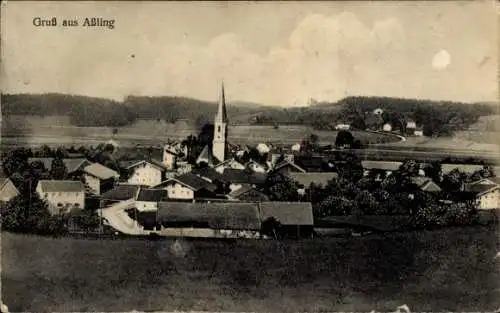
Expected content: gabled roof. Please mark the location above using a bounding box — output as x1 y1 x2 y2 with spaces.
289 172 339 188
470 177 500 186
259 202 314 226
29 158 92 173
0 177 18 192
410 176 441 192
136 188 169 202
196 144 214 166
37 180 84 193
157 202 261 230
63 158 92 173
273 160 306 173
192 167 225 182
362 161 402 171
83 163 119 180
101 184 143 200
214 158 244 169
221 168 267 185
126 160 165 171
466 184 499 196
158 173 217 192
28 158 54 170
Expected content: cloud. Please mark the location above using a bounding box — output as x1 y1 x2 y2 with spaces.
2 7 497 106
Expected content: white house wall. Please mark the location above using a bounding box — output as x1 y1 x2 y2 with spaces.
128 163 163 187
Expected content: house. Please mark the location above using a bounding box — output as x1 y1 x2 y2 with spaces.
126 160 166 187
162 147 178 170
135 188 169 212
28 158 92 176
176 161 193 175
382 123 392 132
259 202 314 238
272 159 306 175
414 128 424 137
410 176 442 193
221 168 267 191
227 184 269 201
154 172 218 200
151 202 262 237
213 158 246 174
0 176 20 202
289 172 339 191
192 167 225 184
466 183 500 210
100 183 144 206
406 120 417 130
36 180 85 215
83 163 120 195
335 123 351 130
245 160 268 174
361 161 402 178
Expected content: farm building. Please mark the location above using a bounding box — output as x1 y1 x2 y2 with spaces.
154 173 218 200
129 201 314 239
101 183 144 206
126 160 167 187
83 163 120 195
135 188 169 212
36 180 85 215
227 184 269 201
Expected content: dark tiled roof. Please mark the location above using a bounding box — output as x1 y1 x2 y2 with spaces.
84 163 119 180
136 188 169 202
259 202 314 226
38 180 84 193
172 173 218 191
289 172 339 188
101 184 142 200
222 169 266 185
192 167 225 182
157 202 261 230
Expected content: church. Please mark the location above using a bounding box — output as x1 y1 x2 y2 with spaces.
196 82 229 167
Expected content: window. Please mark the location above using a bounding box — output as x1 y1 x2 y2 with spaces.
58 192 62 196
57 203 63 207
44 193 48 198
74 203 80 207
218 126 221 132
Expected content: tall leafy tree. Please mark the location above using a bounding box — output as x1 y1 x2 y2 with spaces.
50 158 68 180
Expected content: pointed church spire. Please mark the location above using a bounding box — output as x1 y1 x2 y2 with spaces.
215 80 228 122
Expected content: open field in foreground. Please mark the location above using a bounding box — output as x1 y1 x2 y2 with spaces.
2 227 499 312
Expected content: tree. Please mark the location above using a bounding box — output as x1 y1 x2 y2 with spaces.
398 159 420 177
265 172 300 201
335 130 354 149
260 217 282 239
314 196 354 217
50 158 68 180
354 190 379 214
423 161 442 184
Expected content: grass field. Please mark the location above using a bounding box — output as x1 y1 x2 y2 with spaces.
1 115 398 147
2 227 499 312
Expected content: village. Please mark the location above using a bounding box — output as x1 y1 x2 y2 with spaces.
1 84 498 240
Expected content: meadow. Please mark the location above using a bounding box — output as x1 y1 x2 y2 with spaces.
1 115 398 147
2 226 499 312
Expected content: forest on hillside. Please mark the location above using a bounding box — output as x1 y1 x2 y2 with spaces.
2 93 496 136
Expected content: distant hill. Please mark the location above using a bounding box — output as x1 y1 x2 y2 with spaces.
1 93 495 137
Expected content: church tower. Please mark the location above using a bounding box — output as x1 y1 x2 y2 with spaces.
212 82 228 162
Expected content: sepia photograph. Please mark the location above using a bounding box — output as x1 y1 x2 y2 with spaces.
1 1 499 312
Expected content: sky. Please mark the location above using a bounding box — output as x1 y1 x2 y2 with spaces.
1 1 498 107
